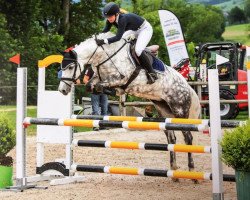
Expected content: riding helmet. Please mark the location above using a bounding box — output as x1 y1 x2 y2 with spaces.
103 2 120 17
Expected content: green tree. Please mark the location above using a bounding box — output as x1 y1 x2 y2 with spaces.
244 0 250 21
38 0 64 33
0 14 19 104
66 0 103 45
21 27 65 104
38 0 103 45
184 4 225 43
228 6 246 25
0 0 40 43
127 0 225 64
0 0 103 104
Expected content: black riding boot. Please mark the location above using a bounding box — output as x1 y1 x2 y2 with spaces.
138 52 158 84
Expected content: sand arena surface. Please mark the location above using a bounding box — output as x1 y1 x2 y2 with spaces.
1 129 236 200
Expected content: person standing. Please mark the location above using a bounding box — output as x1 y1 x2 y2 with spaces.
82 67 109 118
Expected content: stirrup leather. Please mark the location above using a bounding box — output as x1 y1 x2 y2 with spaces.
147 73 158 84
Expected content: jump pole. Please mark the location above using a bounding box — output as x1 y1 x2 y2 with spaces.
72 140 212 153
16 67 27 188
72 115 244 128
23 118 208 132
6 68 43 191
208 69 223 199
70 164 234 181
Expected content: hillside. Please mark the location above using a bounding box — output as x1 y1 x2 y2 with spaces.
215 0 245 11
122 0 244 13
188 0 244 12
188 0 240 5
222 23 250 45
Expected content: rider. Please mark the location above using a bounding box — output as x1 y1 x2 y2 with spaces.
95 2 158 84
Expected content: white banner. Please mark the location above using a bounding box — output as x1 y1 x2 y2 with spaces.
247 46 250 70
158 10 189 66
247 46 250 118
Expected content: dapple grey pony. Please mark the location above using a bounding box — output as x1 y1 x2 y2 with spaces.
58 32 201 180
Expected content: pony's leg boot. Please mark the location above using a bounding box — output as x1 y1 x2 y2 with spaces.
139 52 158 84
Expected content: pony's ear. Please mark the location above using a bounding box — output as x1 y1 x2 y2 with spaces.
69 50 77 59
57 49 65 55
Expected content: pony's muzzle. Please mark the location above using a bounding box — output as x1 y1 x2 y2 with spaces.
60 89 68 95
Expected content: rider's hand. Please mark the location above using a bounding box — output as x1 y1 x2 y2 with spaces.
76 79 81 85
126 34 136 41
96 39 105 46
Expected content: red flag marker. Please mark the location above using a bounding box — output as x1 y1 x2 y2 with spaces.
9 54 20 65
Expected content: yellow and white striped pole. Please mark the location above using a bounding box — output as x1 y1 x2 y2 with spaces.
23 117 207 132
72 139 211 153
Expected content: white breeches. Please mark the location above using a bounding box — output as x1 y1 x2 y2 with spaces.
122 20 153 56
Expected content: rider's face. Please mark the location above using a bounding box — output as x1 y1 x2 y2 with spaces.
107 15 116 23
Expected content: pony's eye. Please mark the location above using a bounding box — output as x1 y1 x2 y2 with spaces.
68 64 74 70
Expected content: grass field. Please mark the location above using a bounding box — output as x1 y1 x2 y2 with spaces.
0 106 91 135
0 106 37 135
222 23 250 45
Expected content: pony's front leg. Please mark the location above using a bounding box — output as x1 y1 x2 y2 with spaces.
165 130 179 182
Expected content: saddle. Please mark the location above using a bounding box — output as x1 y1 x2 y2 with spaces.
129 40 159 68
120 40 159 90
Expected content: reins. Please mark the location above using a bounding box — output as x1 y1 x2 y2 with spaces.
95 39 127 81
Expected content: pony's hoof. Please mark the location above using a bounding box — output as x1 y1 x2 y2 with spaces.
171 177 179 182
192 179 199 184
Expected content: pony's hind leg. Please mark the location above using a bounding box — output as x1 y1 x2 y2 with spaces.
182 130 198 183
182 131 194 170
165 130 178 170
165 130 179 182
151 100 179 180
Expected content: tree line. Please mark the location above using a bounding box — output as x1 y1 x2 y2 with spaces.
0 0 234 105
227 0 250 25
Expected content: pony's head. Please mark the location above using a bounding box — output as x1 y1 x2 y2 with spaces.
58 35 101 95
58 32 128 96
58 49 83 95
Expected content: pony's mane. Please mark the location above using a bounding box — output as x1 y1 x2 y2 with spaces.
83 32 115 43
73 32 116 61
96 32 115 40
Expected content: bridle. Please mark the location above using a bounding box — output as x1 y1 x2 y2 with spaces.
60 57 82 88
60 37 128 87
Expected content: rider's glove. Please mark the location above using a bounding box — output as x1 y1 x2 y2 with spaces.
96 39 105 46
